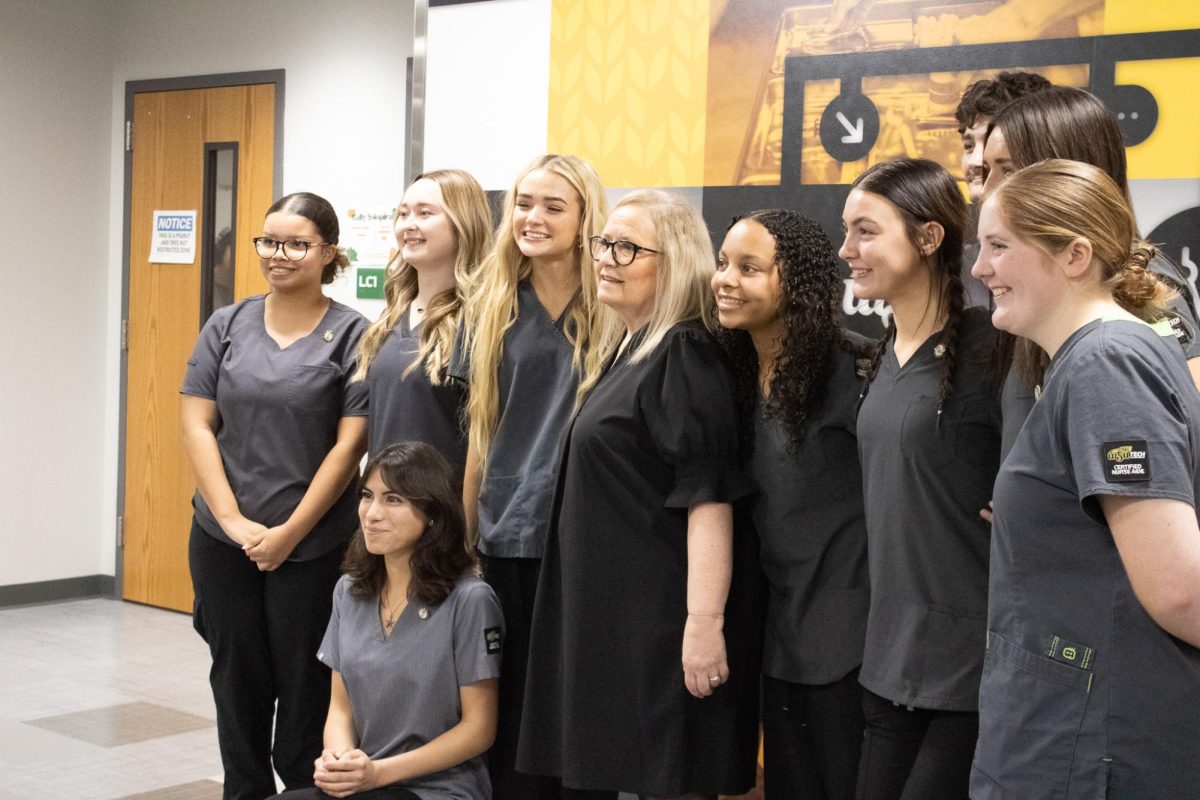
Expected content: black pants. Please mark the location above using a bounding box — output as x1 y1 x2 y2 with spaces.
762 670 865 800
270 787 419 800
855 689 979 800
482 556 562 800
189 520 344 800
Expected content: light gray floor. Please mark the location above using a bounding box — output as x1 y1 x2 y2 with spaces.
0 598 224 800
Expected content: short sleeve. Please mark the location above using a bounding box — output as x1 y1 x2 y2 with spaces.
446 321 470 384
181 309 230 399
451 580 505 685
641 327 755 508
1066 347 1196 523
316 576 350 671
340 316 370 417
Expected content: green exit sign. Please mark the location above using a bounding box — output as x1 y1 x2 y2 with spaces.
357 268 385 300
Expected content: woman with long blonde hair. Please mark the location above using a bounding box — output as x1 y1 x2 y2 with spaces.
448 154 607 800
355 169 492 485
519 190 760 800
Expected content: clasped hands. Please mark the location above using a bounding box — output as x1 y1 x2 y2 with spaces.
313 748 379 798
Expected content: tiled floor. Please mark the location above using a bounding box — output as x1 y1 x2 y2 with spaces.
0 598 223 800
0 598 762 800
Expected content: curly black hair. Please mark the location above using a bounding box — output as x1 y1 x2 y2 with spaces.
714 209 861 453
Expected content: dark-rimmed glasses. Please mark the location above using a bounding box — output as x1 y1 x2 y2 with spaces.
252 237 329 261
589 235 659 266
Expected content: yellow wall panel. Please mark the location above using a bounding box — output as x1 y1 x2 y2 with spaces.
548 0 710 187
1105 0 1200 34
1117 57 1200 179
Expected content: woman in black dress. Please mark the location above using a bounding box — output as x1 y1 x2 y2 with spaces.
519 190 759 800
713 209 871 800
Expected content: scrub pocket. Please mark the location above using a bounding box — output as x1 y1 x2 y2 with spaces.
288 363 340 414
478 473 525 548
972 631 1093 799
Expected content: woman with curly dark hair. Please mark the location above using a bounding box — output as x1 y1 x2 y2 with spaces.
839 158 1001 800
271 442 504 800
713 209 871 800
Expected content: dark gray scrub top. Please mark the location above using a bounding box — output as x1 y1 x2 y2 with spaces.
448 280 579 558
318 574 504 800
856 306 1001 711
748 330 871 686
366 311 467 487
972 319 1200 800
999 254 1199 461
181 295 369 561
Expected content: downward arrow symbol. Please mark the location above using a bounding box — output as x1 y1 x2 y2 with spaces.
836 111 864 144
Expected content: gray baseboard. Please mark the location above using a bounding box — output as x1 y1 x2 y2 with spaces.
0 575 116 608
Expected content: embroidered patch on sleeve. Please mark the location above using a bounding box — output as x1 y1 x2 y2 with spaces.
1168 314 1193 346
1102 440 1150 482
484 626 502 655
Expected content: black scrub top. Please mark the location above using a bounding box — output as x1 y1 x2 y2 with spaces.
973 319 1200 799
856 306 1001 711
448 280 579 559
366 311 467 487
749 330 871 686
999 253 1200 461
181 295 369 560
519 321 760 796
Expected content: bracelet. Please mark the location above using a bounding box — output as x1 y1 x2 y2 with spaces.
688 612 724 617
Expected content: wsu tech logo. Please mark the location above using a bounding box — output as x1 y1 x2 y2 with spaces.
1106 445 1142 463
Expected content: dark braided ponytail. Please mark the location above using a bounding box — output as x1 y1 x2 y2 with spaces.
849 158 968 422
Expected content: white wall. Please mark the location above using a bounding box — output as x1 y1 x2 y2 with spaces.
0 1 117 585
0 0 415 588
426 0 550 189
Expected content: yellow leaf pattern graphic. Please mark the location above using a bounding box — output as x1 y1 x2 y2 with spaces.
548 0 710 187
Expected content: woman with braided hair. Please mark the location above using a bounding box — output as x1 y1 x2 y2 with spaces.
713 209 872 800
970 159 1200 798
838 158 1001 800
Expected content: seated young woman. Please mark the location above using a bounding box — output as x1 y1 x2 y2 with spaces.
272 442 504 800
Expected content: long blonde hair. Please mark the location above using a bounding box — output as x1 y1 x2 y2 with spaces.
355 169 493 384
577 189 717 402
463 154 607 463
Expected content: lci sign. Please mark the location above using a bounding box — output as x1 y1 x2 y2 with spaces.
356 268 385 300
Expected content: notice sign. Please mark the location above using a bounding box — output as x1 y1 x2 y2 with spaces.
149 210 197 264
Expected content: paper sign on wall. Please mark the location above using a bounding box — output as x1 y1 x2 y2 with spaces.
149 210 197 264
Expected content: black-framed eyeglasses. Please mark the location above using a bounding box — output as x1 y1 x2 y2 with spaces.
252 236 329 261
589 235 659 266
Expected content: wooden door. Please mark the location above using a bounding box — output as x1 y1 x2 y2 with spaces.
123 83 276 611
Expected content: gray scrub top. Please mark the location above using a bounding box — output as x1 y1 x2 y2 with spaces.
366 311 467 486
181 295 369 560
318 574 504 800
748 331 870 686
856 307 1001 711
973 319 1200 799
999 254 1200 461
448 280 579 558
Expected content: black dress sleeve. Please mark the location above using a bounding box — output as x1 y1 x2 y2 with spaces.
639 325 756 509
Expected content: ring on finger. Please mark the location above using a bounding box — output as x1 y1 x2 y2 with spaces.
708 675 720 683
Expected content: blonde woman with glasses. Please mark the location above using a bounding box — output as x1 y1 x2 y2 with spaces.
519 190 761 800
